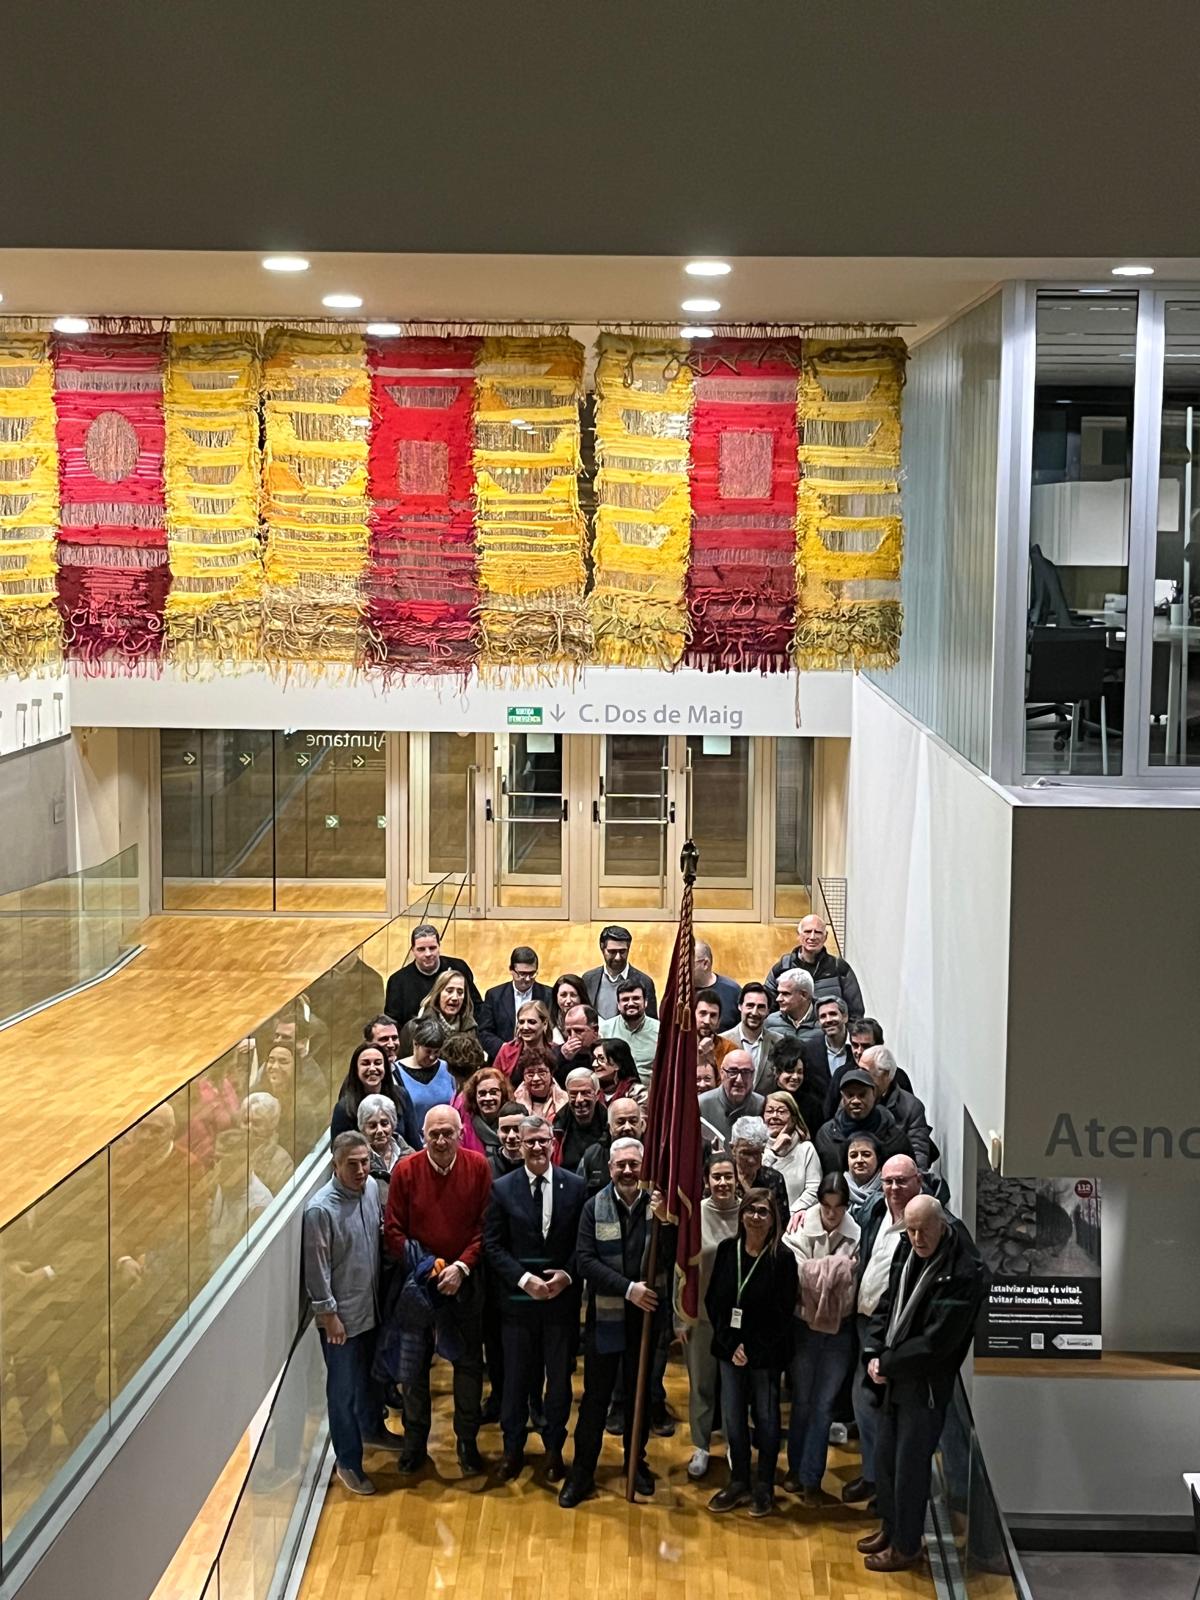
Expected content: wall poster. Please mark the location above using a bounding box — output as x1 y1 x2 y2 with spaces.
974 1172 1101 1358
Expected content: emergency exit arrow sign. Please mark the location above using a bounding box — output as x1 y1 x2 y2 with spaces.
238 752 253 767
296 753 311 768
351 754 365 768
181 751 196 766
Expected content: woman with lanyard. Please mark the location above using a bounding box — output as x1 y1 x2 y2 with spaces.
704 1186 797 1517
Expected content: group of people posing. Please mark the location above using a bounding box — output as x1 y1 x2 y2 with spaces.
303 916 987 1577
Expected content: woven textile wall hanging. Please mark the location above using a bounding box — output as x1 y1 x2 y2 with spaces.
261 328 370 667
53 333 168 670
590 334 693 668
164 331 263 670
0 335 62 674
364 335 482 678
686 338 803 672
473 336 590 673
795 337 906 670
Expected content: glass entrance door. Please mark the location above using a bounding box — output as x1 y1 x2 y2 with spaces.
590 733 677 919
685 735 758 915
485 733 569 917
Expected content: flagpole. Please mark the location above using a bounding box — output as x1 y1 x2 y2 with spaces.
625 840 699 1504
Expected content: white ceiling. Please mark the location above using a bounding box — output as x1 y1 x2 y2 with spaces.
3 250 1200 345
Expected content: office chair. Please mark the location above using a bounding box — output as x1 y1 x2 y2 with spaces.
1026 625 1112 774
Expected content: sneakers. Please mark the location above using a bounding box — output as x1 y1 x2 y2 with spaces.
686 1448 711 1480
336 1463 375 1496
708 1481 752 1513
749 1485 774 1518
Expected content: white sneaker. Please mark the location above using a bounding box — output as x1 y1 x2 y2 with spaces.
687 1448 710 1479
336 1463 376 1496
828 1423 849 1446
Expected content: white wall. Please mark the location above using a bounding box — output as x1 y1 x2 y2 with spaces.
847 678 1014 1200
0 670 69 757
70 662 852 738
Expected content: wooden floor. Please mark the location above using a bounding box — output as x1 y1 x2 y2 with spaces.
0 913 383 1229
296 1365 1009 1600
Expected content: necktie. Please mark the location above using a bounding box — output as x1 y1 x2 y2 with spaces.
533 1175 547 1236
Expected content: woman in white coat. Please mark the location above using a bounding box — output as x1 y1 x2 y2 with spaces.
762 1090 822 1214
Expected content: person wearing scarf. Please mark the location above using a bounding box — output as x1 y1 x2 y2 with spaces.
356 1094 414 1198
844 1131 884 1220
814 1069 913 1175
857 1196 988 1574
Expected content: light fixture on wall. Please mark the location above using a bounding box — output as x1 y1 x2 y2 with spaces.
681 297 721 314
1110 265 1155 277
678 325 716 339
261 255 310 273
322 292 363 309
53 315 90 333
365 321 402 337
684 260 731 278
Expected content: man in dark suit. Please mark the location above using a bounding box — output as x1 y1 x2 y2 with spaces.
476 945 553 1062
484 1114 587 1481
581 925 659 1020
382 923 481 1030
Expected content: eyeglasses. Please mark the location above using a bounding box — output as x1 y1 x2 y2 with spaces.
742 1206 772 1220
522 1136 553 1148
723 1068 753 1079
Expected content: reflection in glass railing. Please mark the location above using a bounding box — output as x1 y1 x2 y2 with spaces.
204 1321 329 1600
0 872 466 1582
928 1379 1033 1599
0 844 140 1024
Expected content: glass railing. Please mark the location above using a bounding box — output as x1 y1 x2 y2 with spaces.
199 1319 329 1600
0 844 140 1024
0 871 466 1583
928 1377 1034 1599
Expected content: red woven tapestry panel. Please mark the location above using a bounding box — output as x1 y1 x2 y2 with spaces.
364 336 481 678
53 334 169 668
685 340 802 672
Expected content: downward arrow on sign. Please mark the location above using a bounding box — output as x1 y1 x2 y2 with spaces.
549 705 565 723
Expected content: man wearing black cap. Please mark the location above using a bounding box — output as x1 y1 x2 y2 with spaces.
815 1069 913 1175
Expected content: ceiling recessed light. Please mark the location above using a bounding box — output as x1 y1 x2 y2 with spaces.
684 260 731 278
365 321 402 337
1111 265 1154 278
681 297 721 314
261 255 310 273
678 325 716 339
1076 287 1113 295
322 292 363 309
53 315 89 334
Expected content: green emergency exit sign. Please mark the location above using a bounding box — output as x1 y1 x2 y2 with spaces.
507 705 543 726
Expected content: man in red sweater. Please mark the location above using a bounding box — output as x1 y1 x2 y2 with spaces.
384 1103 493 1475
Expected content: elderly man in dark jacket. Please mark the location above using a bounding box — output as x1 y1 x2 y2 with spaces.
764 914 864 1016
857 1197 988 1574
860 1047 936 1173
815 1069 913 1175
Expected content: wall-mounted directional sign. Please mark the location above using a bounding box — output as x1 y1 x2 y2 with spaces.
351 753 366 769
238 752 253 768
296 753 311 768
377 815 387 828
181 751 196 766
325 814 339 829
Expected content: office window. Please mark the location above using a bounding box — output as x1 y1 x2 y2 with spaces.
1024 293 1137 775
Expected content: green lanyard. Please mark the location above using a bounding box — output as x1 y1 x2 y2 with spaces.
735 1240 765 1305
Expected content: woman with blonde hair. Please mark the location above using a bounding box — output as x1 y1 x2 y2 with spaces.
399 967 477 1054
762 1090 822 1214
494 998 557 1088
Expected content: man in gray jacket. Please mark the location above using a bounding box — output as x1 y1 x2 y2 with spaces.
303 1131 390 1495
861 1047 935 1173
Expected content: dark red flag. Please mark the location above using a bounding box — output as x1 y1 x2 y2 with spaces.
641 857 704 1322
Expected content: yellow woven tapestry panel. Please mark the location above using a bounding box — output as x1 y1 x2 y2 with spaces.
473 336 590 673
0 334 62 673
590 334 692 669
261 328 370 666
795 337 907 671
164 331 263 670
